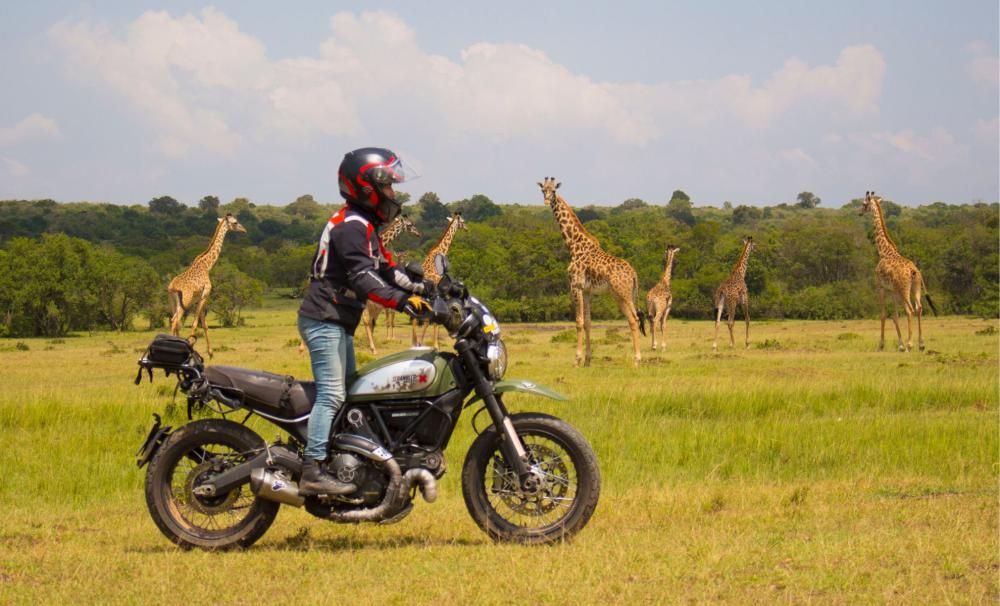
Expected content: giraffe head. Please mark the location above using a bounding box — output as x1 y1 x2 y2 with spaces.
221 213 247 233
665 244 680 259
742 235 755 255
859 191 881 216
448 212 467 231
398 214 421 237
537 177 561 207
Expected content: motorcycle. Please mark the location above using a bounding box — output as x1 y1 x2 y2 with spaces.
134 254 600 550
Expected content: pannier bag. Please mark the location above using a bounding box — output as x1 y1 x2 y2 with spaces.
135 334 203 384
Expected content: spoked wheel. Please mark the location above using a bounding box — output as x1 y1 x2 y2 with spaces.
462 412 600 544
144 419 279 550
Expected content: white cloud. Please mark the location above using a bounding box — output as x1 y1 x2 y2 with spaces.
0 113 61 146
2 156 30 177
47 9 888 157
966 41 999 87
851 127 966 164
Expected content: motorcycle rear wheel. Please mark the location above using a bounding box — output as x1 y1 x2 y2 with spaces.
144 419 279 550
461 412 600 544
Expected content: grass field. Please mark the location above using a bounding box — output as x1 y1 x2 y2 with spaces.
1 298 997 604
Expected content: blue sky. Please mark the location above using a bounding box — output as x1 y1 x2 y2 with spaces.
1 2 997 207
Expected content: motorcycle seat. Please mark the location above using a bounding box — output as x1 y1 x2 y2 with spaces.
205 365 316 419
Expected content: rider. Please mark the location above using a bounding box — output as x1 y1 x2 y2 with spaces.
297 147 433 496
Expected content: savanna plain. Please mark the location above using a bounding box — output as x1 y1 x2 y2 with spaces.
0 297 997 605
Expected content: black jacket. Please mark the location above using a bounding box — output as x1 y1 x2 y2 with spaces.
298 206 412 331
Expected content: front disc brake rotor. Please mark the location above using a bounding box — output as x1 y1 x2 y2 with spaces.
493 443 569 515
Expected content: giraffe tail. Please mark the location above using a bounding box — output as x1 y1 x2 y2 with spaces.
632 276 646 336
917 272 938 316
924 293 938 316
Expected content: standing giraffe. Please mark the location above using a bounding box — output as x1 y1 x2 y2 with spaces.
167 213 246 357
712 236 754 351
859 191 937 351
647 244 680 351
412 212 467 348
358 214 421 354
538 178 646 367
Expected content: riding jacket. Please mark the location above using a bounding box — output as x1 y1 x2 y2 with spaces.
298 206 417 331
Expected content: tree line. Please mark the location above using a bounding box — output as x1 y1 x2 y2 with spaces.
0 190 995 337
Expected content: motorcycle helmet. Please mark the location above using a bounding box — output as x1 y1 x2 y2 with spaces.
338 147 413 223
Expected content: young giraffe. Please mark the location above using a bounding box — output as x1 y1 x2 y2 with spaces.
646 244 680 351
538 177 646 367
859 191 937 351
358 214 421 355
167 214 246 358
412 212 467 348
712 236 754 351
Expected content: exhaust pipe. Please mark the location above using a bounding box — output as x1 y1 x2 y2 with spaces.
404 468 438 503
250 468 304 507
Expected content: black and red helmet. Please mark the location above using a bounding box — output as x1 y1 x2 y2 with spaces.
338 147 413 223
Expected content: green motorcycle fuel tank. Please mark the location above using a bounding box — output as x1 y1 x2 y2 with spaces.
346 347 458 402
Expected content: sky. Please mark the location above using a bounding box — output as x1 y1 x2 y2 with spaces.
0 1 997 208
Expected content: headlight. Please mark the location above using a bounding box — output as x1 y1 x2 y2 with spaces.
486 339 507 380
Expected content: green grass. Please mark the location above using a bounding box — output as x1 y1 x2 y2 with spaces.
0 304 997 604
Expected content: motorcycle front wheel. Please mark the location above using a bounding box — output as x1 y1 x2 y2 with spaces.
144 418 279 550
461 412 600 544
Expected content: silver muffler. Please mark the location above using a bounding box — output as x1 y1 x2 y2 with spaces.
249 468 304 507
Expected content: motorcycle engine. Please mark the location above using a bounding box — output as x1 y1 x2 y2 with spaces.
327 453 386 506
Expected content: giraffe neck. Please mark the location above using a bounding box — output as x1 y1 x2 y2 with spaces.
661 250 677 284
550 194 601 258
192 220 229 271
869 200 899 258
430 219 459 255
730 242 752 280
380 218 405 245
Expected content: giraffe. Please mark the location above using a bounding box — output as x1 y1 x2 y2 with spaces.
412 212 467 348
859 191 937 351
646 244 680 351
712 236 754 351
358 214 421 355
538 177 646 367
167 213 246 358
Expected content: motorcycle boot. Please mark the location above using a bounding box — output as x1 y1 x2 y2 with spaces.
299 459 356 496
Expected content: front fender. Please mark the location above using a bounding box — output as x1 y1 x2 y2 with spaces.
466 379 568 406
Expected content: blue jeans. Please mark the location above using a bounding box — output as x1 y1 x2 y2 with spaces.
298 315 356 461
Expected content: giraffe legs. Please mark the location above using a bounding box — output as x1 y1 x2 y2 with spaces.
914 289 925 352
890 298 905 352
877 287 887 351
661 303 672 349
198 305 212 359
713 295 724 352
583 291 594 367
572 288 587 367
189 295 212 358
168 290 185 337
741 296 750 350
385 309 394 341
363 317 377 356
411 318 430 347
726 304 737 348
616 297 642 366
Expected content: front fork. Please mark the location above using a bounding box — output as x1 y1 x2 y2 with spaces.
456 342 541 492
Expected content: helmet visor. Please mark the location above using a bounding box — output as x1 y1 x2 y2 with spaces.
366 156 417 186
